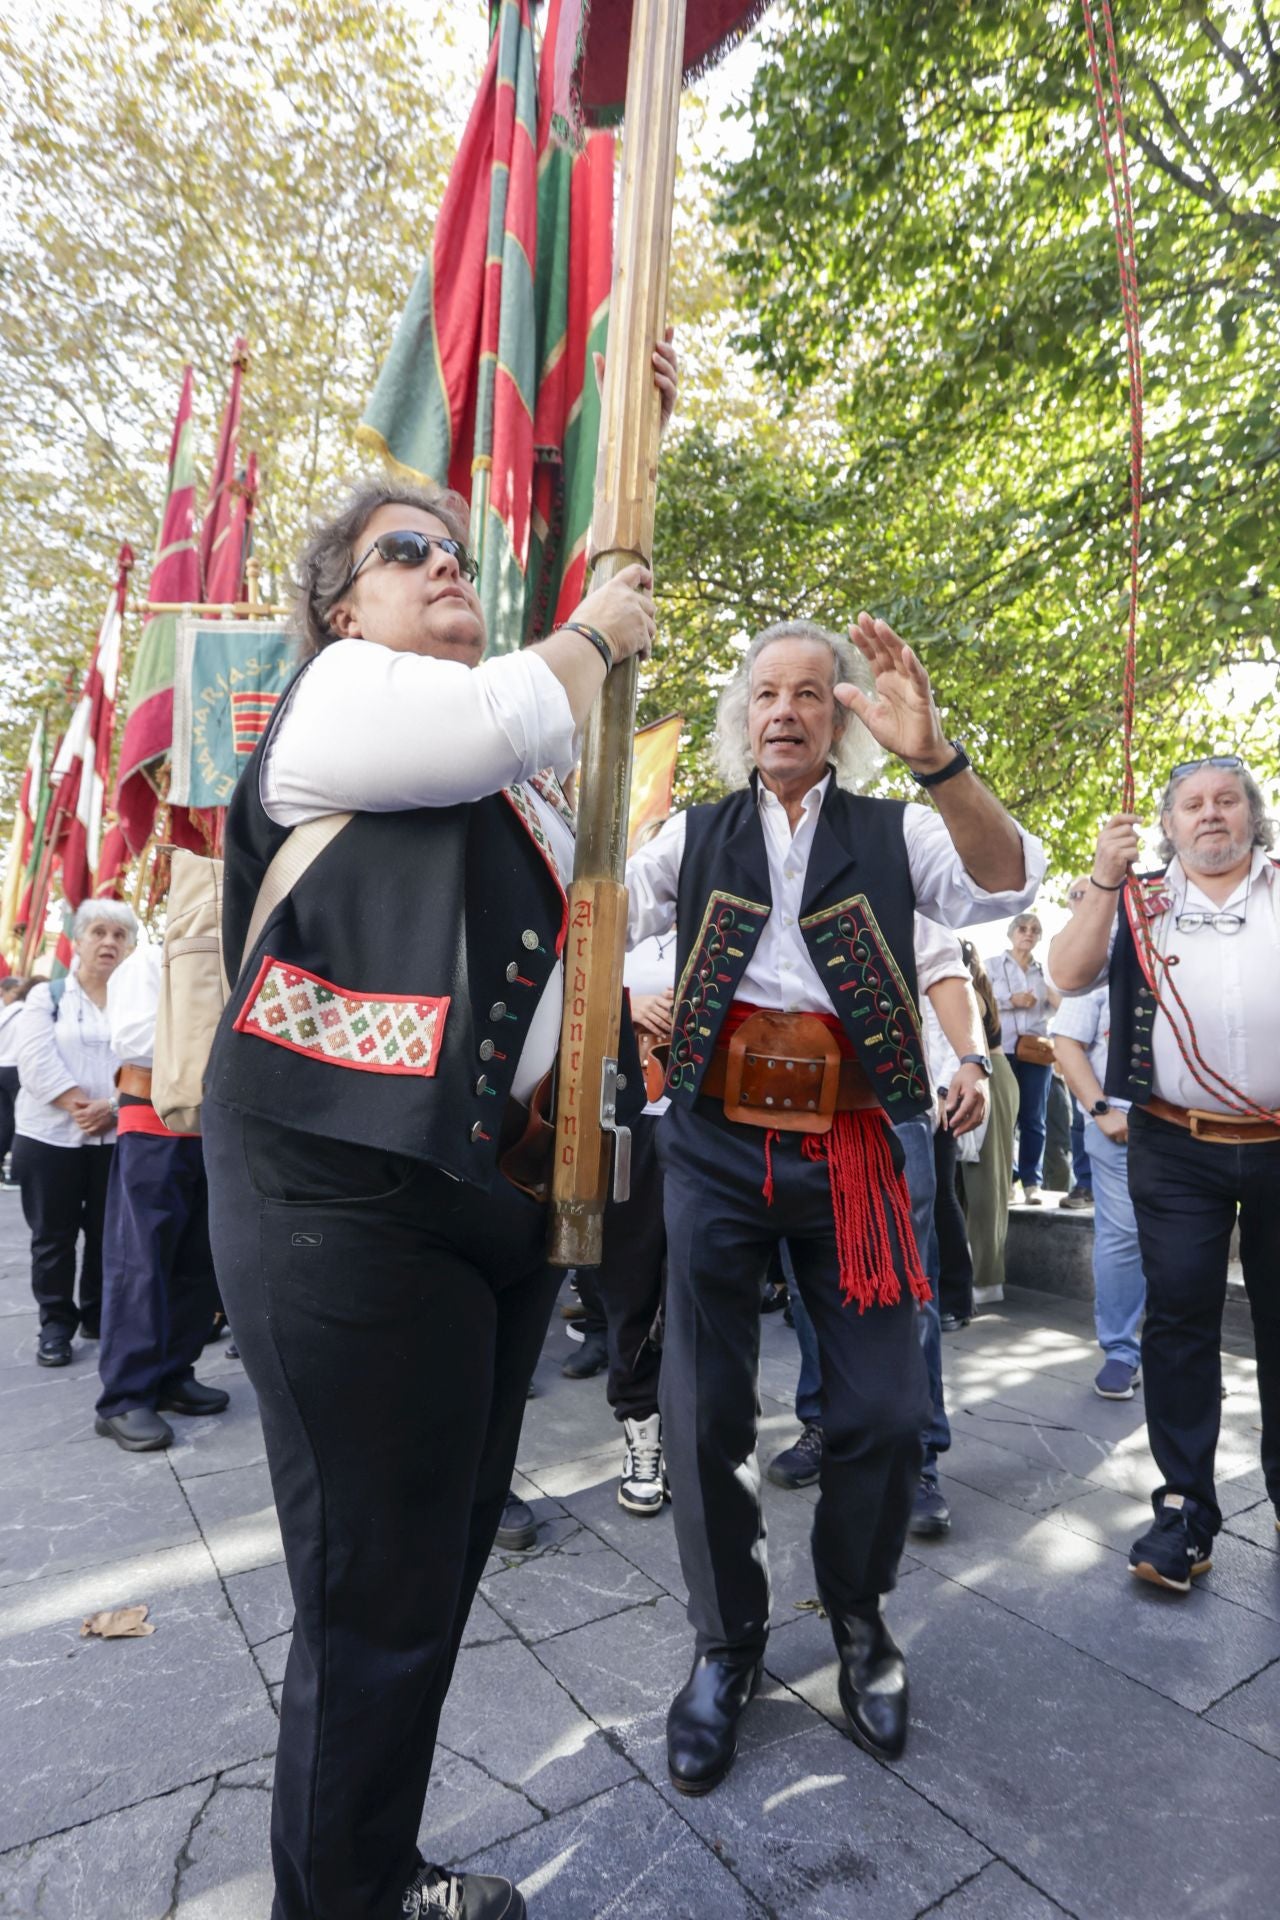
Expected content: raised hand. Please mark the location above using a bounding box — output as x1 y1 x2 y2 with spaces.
834 613 951 773
1092 813 1142 888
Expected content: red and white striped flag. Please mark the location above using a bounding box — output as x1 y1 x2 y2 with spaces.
48 545 134 909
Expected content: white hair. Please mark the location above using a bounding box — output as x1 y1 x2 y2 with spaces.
712 622 884 792
71 899 138 944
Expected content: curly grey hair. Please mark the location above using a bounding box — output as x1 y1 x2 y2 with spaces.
712 622 882 792
1157 762 1275 861
292 478 473 658
71 899 138 944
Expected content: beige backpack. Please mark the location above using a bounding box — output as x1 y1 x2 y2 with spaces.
152 814 351 1134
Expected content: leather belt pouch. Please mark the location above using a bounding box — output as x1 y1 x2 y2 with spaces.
115 1065 154 1100
1144 1095 1280 1145
498 1071 555 1201
720 1011 843 1135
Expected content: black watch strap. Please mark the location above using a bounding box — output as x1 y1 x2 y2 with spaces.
912 740 971 789
1090 1098 1111 1117
958 1052 992 1076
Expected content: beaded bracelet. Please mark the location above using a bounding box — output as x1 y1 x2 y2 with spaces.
558 621 614 673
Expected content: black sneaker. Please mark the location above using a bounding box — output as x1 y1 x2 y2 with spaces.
494 1490 537 1552
561 1328 607 1378
908 1477 952 1539
1129 1495 1213 1593
1059 1185 1094 1211
36 1330 73 1368
402 1863 525 1918
766 1422 823 1489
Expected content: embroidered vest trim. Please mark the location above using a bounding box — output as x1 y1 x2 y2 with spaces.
800 893 929 1110
667 890 770 1098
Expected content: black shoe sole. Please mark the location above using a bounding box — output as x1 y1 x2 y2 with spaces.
670 1748 736 1795
907 1515 951 1540
37 1348 72 1368
156 1397 230 1416
495 1527 538 1552
1129 1555 1211 1593
94 1416 172 1452
765 1466 820 1489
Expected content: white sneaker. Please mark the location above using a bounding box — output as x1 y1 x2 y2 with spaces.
972 1284 1005 1307
1023 1184 1043 1205
619 1413 667 1516
1008 1182 1024 1208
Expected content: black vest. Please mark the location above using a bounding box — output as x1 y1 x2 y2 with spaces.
206 659 641 1186
1104 871 1164 1105
665 781 930 1120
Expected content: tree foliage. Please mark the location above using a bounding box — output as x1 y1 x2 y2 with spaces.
0 0 469 798
654 0 1280 864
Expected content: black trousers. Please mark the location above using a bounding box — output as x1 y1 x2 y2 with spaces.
658 1102 929 1660
594 1112 667 1423
96 1132 218 1417
12 1134 112 1334
1127 1108 1280 1532
932 1122 974 1319
0 1064 18 1165
203 1101 560 1920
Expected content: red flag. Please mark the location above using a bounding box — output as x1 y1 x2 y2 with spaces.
205 449 258 609
548 0 769 136
115 367 200 852
202 339 249 600
48 546 133 910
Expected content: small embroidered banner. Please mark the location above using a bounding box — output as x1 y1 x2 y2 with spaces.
235 957 449 1076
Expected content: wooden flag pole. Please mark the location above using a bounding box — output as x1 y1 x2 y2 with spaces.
549 0 688 1267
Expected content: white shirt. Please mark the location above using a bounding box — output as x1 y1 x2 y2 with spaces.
1053 849 1280 1114
625 929 678 1117
916 918 976 1095
1051 985 1129 1113
0 1000 24 1070
14 977 119 1149
260 639 580 1104
107 945 161 1068
626 775 1046 1010
986 950 1054 1052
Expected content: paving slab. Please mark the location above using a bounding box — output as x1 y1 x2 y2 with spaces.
480 1512 665 1642
0 1440 199 1589
436 1635 637 1815
0 1780 210 1920
941 1426 1102 1516
462 1775 771 1920
928 1861 1070 1918
1204 1656 1280 1760
0 1573 277 1851
170 1772 275 1920
420 1744 545 1863
225 1558 294 1647
770 1569 1280 1920
1223 1495 1279 1553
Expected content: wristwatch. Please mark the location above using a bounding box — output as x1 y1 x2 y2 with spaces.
958 1053 992 1076
1090 1098 1111 1117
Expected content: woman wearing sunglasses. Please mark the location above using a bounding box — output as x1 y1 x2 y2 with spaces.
201 346 673 1920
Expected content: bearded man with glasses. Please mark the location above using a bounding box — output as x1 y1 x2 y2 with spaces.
1049 756 1280 1594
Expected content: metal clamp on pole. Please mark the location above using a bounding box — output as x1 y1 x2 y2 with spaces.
600 1057 632 1202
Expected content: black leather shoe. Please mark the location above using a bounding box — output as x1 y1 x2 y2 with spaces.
938 1312 970 1333
561 1329 608 1378
825 1602 909 1760
666 1653 762 1795
403 1862 526 1918
494 1490 538 1552
157 1378 230 1416
37 1330 73 1367
95 1409 174 1451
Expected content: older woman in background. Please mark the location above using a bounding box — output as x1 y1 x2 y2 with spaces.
13 901 137 1366
987 910 1058 1204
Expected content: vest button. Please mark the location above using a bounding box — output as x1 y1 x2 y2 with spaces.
476 1075 490 1096
617 1073 627 1091
521 929 539 950
478 1039 495 1061
490 1001 506 1020
506 961 520 982
470 1121 486 1143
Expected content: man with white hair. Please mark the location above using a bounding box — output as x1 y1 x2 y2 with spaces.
626 614 1044 1789
1050 756 1280 1593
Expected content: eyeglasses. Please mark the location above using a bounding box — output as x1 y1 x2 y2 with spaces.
1169 754 1245 782
1174 911 1245 935
343 528 478 592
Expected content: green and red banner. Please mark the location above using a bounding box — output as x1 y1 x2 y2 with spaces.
202 340 250 602
114 366 200 852
358 0 615 653
47 544 133 909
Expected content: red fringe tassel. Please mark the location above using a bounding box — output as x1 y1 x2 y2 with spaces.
804 1112 931 1313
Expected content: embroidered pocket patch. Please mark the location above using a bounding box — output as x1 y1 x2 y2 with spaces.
234 957 449 1077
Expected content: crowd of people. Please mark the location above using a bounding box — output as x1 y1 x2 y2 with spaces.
5 415 1276 1918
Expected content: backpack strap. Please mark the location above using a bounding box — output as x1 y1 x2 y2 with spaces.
48 977 66 1015
238 812 353 981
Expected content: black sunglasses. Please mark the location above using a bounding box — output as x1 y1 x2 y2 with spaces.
343 528 478 592
1169 754 1245 781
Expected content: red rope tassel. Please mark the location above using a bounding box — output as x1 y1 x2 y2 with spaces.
801 1112 931 1313
762 1128 779 1207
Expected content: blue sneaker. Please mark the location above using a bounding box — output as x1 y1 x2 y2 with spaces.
1129 1495 1213 1593
1095 1358 1141 1400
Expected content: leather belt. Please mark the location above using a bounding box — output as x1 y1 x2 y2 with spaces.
115 1065 153 1100
699 1010 878 1134
1142 1094 1280 1145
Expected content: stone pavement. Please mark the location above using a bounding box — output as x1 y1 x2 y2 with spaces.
0 1194 1278 1920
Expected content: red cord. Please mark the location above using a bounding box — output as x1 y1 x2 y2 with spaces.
1080 0 1276 1122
